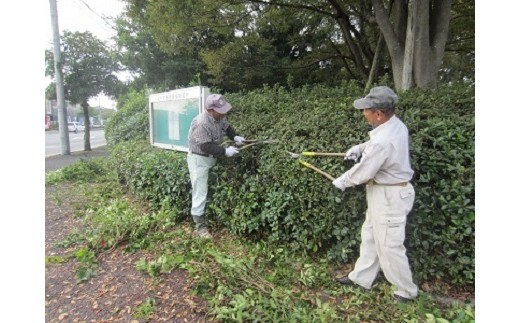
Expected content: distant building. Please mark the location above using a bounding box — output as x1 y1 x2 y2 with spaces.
45 99 83 127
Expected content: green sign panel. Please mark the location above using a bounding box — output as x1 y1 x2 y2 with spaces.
149 86 209 152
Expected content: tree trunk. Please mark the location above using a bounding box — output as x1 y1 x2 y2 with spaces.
365 33 384 92
336 18 369 82
402 0 417 90
413 0 452 88
372 0 404 89
81 101 91 151
327 0 370 82
372 0 452 90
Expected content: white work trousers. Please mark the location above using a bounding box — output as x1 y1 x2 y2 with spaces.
187 153 216 220
348 183 418 299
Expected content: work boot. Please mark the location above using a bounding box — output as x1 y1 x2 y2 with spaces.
393 294 413 303
335 275 355 286
193 227 212 239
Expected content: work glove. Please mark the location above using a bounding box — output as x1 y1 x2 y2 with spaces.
332 178 346 191
225 146 240 157
234 135 245 146
344 145 361 161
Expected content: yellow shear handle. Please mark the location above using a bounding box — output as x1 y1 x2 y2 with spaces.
298 160 335 181
301 152 345 157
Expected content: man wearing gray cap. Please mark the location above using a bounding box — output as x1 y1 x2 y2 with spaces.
332 86 418 302
187 94 245 238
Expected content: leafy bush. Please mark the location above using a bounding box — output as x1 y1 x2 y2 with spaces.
110 140 191 214
45 158 111 185
84 196 178 250
112 82 474 285
104 89 149 146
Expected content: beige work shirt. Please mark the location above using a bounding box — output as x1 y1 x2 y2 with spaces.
338 115 414 187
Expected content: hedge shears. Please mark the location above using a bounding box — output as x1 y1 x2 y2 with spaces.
288 151 345 181
223 138 277 150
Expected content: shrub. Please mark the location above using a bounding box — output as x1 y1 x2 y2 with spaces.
110 140 191 215
45 158 111 185
105 89 149 147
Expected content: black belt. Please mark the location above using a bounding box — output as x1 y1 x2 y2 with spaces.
191 151 214 158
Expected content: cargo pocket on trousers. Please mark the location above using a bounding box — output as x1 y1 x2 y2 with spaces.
382 217 406 248
398 187 415 214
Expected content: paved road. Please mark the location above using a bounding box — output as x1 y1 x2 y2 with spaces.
45 145 109 173
45 128 110 174
46 128 106 157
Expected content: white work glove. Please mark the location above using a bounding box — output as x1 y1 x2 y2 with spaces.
234 135 245 146
332 178 346 191
225 146 240 157
344 145 361 161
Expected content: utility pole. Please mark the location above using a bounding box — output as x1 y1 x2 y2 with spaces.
49 0 70 154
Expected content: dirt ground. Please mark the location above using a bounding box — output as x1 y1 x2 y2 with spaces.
45 183 210 323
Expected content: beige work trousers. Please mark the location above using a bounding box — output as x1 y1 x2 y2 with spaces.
348 183 418 299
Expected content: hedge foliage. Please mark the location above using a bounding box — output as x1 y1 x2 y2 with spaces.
105 89 150 147
109 82 474 285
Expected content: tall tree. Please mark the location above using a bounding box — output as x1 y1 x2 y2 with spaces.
114 10 205 91
45 31 121 150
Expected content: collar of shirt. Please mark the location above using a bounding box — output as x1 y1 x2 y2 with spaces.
369 115 397 140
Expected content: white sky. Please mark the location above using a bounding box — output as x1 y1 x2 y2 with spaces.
45 0 127 109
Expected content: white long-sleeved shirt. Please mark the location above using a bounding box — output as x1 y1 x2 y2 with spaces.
338 115 413 188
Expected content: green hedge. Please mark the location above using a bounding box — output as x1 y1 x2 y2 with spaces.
105 89 150 147
110 82 474 285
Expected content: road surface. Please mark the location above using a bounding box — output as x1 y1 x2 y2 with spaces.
45 129 106 157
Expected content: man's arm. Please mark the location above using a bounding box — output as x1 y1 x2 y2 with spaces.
226 125 238 140
200 142 226 156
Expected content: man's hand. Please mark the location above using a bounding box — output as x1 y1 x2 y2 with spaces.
332 178 346 191
344 145 361 161
234 136 245 146
225 146 240 157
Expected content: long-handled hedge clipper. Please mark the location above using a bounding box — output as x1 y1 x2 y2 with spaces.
288 151 344 181
288 151 344 158
222 139 277 151
297 159 335 181
239 139 277 151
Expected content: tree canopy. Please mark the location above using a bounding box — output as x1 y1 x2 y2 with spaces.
46 31 121 103
116 0 473 92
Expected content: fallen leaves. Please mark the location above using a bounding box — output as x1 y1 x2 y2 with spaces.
46 183 210 322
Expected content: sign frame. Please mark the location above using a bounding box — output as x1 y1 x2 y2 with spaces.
149 86 209 152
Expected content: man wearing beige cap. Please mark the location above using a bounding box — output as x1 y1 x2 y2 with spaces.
332 86 418 302
187 94 246 238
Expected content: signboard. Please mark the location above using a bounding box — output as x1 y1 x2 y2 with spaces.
149 86 209 152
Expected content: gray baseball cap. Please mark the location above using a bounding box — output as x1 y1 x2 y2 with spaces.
205 94 232 114
353 86 398 110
